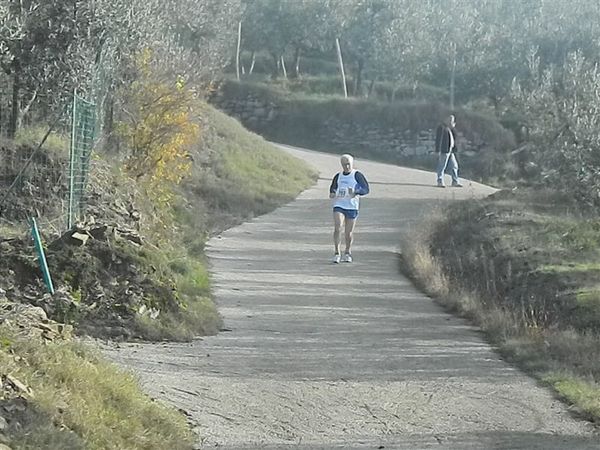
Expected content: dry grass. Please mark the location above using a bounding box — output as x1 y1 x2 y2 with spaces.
400 192 600 423
0 326 194 449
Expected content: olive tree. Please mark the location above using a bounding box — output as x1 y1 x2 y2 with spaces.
332 0 395 95
510 51 600 205
160 0 243 84
0 0 83 136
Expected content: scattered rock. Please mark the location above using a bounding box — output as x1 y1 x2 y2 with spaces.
4 375 34 398
118 229 143 245
70 232 90 246
88 225 109 240
0 299 71 342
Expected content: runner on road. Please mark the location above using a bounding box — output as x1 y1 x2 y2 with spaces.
329 154 369 263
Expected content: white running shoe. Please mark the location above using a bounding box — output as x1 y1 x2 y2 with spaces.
342 253 353 263
332 253 341 264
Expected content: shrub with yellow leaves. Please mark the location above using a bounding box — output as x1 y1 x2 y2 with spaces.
118 49 200 208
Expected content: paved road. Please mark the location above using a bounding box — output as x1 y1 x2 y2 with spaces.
104 145 597 449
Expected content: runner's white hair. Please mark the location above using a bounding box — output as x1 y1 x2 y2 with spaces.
340 154 354 163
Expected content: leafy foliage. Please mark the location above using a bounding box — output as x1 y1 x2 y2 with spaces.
509 51 600 206
118 50 200 206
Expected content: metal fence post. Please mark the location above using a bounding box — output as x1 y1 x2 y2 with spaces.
30 217 55 295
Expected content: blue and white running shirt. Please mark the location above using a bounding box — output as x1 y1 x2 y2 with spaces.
329 170 370 210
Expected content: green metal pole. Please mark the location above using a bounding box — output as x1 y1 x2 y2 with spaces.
68 90 77 229
30 218 54 295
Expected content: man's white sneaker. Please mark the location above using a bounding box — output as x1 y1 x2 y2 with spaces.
342 253 353 263
332 253 341 264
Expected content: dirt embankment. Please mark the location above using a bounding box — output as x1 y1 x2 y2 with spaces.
1 140 181 340
409 187 600 422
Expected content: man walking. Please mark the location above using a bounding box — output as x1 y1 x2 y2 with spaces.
435 114 462 188
329 154 369 263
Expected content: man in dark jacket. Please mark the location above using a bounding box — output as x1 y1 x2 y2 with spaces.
435 114 462 188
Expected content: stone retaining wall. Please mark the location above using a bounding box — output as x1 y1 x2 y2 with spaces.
209 90 486 159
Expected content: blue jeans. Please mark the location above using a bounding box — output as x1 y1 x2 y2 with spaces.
436 152 459 185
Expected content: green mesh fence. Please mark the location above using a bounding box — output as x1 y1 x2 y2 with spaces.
68 92 97 228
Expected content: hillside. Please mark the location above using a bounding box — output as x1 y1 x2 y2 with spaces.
0 102 316 448
401 188 600 423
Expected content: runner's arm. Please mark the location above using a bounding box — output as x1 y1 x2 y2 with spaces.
354 171 370 196
329 173 339 198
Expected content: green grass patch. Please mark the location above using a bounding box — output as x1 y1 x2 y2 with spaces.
133 248 220 341
226 69 449 103
541 219 600 251
135 294 220 342
0 326 194 449
126 237 221 341
187 103 317 231
13 126 70 156
538 263 600 273
544 374 600 420
576 289 600 306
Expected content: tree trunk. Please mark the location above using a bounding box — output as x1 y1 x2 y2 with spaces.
354 59 364 96
270 52 279 79
367 79 375 98
19 90 37 128
0 86 3 136
103 92 118 152
490 95 500 117
249 51 256 75
280 55 288 79
293 47 301 78
8 72 20 138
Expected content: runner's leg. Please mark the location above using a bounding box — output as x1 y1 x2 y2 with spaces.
333 210 344 255
344 217 356 255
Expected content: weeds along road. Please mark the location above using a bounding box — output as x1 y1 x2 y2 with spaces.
104 145 597 449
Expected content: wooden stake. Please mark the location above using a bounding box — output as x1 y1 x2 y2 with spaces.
236 21 242 80
336 38 348 98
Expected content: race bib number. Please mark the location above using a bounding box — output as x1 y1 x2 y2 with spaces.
337 188 347 197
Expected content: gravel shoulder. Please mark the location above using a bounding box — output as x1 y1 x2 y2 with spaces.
103 145 597 449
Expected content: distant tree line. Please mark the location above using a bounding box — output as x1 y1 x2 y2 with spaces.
238 0 600 205
239 1 600 101
0 0 241 139
1 0 600 205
